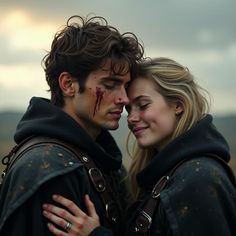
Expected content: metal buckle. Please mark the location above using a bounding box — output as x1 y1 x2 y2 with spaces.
134 210 152 232
0 171 6 185
152 175 169 198
105 200 119 224
141 211 152 228
88 168 106 192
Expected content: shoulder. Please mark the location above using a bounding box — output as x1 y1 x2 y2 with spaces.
161 156 236 210
159 157 236 234
160 156 236 208
13 141 84 173
170 157 231 188
0 142 87 230
5 141 85 195
2 140 86 194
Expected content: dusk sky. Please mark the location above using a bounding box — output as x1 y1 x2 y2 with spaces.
0 0 235 115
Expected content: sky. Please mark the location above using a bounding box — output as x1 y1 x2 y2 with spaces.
0 0 235 115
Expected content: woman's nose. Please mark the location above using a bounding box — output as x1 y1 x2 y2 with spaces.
127 110 140 124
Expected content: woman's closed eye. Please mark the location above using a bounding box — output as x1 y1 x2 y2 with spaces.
125 102 150 115
138 102 150 110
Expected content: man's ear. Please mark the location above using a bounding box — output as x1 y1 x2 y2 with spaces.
58 72 76 96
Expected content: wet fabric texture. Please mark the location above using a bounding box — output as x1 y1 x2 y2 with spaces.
124 114 236 236
0 97 127 236
90 115 236 236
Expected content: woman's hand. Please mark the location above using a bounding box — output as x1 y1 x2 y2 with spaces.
42 194 100 236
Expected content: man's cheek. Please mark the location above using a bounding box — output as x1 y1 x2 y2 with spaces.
93 86 105 117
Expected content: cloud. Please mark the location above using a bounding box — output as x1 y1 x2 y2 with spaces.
0 0 235 114
0 64 49 111
0 9 57 64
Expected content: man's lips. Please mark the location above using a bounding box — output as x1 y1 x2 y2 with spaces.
108 110 123 118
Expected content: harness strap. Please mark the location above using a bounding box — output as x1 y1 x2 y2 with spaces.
134 175 170 234
1 136 36 180
1 136 120 227
134 159 186 235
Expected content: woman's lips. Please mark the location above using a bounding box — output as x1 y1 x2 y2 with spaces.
133 126 148 136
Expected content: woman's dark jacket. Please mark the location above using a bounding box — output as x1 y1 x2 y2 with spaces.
0 97 127 236
92 114 236 236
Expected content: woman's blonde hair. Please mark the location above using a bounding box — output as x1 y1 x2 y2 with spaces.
127 57 210 199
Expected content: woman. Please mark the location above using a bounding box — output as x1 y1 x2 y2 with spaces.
42 57 236 235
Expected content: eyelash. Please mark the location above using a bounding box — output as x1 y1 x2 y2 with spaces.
125 103 149 115
104 84 116 90
139 103 149 110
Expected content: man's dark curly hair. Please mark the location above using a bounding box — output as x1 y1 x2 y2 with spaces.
42 15 144 106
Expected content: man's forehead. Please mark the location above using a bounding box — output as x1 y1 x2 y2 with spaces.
100 58 130 75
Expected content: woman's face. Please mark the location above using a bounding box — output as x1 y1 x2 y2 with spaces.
126 77 182 150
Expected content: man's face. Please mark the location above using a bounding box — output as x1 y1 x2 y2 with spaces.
69 60 130 138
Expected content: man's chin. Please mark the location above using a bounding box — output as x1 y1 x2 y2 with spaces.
104 122 119 130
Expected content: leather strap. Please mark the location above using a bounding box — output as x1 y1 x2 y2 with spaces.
134 175 170 234
133 161 183 235
1 136 121 227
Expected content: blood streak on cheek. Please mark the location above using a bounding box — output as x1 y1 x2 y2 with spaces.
93 87 105 117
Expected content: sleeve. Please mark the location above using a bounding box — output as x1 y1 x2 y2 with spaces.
0 167 88 236
160 158 236 236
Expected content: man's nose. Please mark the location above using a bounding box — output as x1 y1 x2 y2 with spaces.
115 88 129 105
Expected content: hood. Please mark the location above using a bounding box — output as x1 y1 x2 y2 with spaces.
137 114 230 187
14 97 122 171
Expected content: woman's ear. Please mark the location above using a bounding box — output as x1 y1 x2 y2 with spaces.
58 72 76 97
175 102 184 116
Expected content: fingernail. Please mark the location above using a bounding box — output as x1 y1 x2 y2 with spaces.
43 204 48 209
47 223 53 228
43 210 48 216
52 194 58 200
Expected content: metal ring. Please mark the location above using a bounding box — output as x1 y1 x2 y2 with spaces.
65 221 72 232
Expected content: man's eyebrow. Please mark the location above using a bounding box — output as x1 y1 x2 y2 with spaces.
100 76 123 83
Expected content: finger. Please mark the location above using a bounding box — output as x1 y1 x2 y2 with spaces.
43 210 71 231
43 203 74 223
84 195 99 219
47 222 67 236
52 194 85 216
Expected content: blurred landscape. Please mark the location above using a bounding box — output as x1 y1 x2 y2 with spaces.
0 111 236 175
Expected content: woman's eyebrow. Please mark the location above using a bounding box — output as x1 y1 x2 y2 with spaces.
133 95 149 101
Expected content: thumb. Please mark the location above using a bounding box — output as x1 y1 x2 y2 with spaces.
84 194 98 218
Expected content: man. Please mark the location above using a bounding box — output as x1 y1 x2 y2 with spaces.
0 15 144 235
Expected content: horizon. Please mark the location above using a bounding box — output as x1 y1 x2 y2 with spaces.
0 109 236 118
